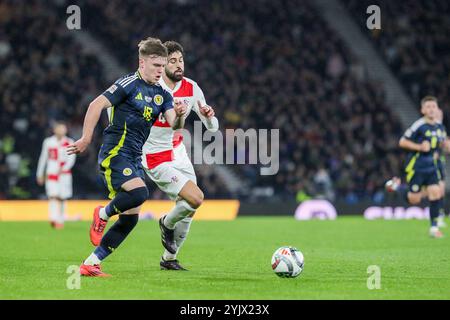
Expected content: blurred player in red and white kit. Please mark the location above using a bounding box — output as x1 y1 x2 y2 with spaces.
36 122 76 229
142 41 219 270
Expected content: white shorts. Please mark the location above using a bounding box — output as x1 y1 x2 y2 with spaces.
45 174 73 199
145 144 197 200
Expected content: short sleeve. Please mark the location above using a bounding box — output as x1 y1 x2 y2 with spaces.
194 82 207 106
161 91 174 113
102 82 128 106
403 125 419 141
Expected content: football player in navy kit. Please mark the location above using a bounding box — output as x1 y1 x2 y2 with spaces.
68 37 187 276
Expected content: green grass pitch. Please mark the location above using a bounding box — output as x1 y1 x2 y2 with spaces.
1 216 449 299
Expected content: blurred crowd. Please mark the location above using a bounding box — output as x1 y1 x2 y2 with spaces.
78 0 404 202
0 0 106 199
344 0 450 128
1 0 411 203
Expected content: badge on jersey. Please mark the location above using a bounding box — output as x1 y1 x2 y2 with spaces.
145 96 152 103
123 168 133 176
154 94 164 106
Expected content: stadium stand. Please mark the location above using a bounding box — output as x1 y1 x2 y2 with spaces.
1 0 407 203
78 0 405 202
0 0 107 199
343 0 450 128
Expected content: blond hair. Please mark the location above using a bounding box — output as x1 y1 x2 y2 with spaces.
421 95 438 106
138 37 168 58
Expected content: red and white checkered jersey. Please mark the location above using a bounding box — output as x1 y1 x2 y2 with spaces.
142 77 207 169
36 135 76 180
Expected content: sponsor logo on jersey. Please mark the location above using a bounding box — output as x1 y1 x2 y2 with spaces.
154 94 164 106
123 168 133 176
135 92 143 100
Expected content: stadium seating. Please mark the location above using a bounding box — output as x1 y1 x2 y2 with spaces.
343 0 450 128
0 0 107 199
79 0 405 202
2 0 407 203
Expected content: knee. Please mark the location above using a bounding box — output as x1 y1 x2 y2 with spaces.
428 192 441 201
129 187 149 206
408 193 421 205
188 190 204 209
193 190 205 209
428 186 442 201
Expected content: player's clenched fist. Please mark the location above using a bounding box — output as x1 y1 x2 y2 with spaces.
174 99 187 117
67 138 90 155
198 101 215 118
420 140 431 152
441 139 450 153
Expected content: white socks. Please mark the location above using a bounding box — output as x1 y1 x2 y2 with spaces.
163 200 195 229
49 199 65 224
84 253 101 266
163 217 193 261
49 199 58 222
99 207 109 221
59 200 66 224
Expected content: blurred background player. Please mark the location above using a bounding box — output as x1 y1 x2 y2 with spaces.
434 107 450 227
142 41 219 270
388 96 447 238
386 104 450 228
67 37 187 277
36 122 75 229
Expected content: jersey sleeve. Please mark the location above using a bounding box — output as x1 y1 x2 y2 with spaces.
403 124 419 141
161 90 174 113
102 79 131 106
192 83 219 132
36 139 48 178
193 82 207 107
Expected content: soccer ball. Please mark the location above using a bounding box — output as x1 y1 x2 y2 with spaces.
271 246 304 278
385 177 400 193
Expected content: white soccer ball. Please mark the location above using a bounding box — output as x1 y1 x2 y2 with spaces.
271 246 304 278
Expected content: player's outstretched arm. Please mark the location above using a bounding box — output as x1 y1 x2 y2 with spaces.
195 101 219 132
399 137 430 152
164 100 187 130
67 95 111 155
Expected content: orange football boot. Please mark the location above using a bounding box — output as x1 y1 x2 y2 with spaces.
90 206 108 246
79 263 111 277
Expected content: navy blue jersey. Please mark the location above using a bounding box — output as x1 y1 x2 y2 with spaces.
403 117 447 173
101 71 173 159
436 121 447 181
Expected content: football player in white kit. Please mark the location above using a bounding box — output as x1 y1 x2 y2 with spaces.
37 122 76 229
142 41 219 270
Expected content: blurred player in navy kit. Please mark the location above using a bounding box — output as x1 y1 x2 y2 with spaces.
387 96 447 238
67 37 187 276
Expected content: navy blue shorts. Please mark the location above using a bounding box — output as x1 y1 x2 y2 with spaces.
98 152 145 199
407 170 440 193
